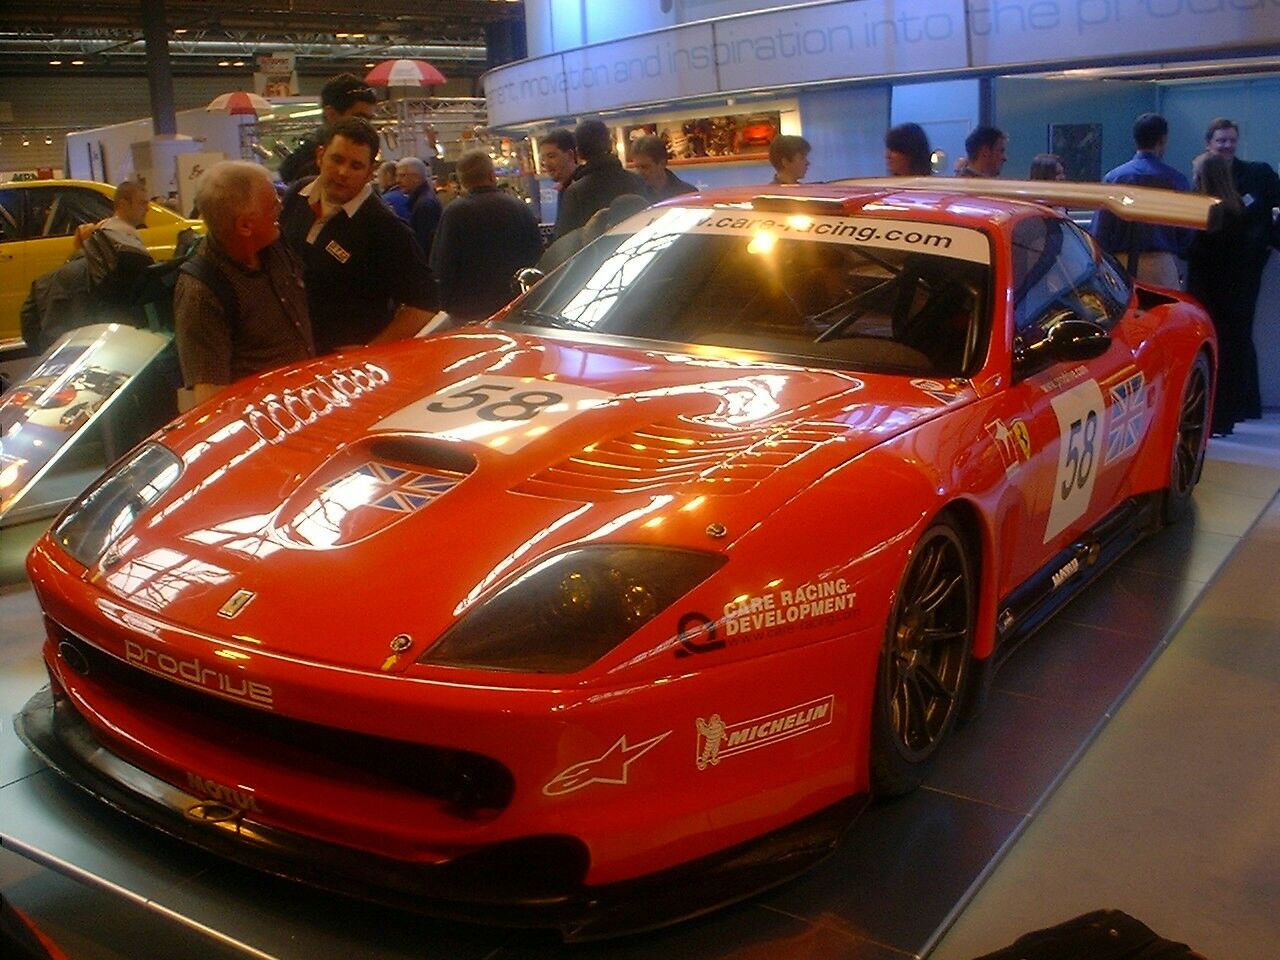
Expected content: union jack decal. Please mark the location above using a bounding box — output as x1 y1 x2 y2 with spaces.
324 462 460 514
1106 373 1147 462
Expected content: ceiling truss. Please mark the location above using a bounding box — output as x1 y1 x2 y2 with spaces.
0 0 523 77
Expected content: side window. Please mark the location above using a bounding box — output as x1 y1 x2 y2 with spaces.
27 186 113 239
0 189 20 243
1012 216 1128 353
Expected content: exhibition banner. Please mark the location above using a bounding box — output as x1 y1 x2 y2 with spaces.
487 0 1280 127
713 0 968 91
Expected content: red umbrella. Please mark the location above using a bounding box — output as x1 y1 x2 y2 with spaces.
206 91 273 116
364 59 447 88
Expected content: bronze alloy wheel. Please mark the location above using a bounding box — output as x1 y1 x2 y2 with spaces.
871 518 975 795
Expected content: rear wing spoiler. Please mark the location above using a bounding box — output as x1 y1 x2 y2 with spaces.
835 177 1221 231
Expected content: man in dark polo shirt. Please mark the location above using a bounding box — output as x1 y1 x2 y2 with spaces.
278 73 378 184
175 161 314 411
430 150 544 324
279 117 436 353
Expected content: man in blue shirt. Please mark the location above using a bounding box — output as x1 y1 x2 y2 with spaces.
1090 113 1190 288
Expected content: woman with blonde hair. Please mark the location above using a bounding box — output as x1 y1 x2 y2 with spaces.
1187 151 1250 436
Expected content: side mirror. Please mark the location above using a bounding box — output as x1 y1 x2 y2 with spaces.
514 267 545 295
1016 311 1111 369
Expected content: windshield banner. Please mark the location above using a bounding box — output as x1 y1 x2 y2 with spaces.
612 208 991 264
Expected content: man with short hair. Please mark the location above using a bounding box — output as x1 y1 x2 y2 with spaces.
378 161 411 220
395 156 443 260
539 128 579 191
631 134 697 203
430 150 544 324
553 119 645 239
73 180 150 247
768 135 811 185
175 161 314 410
1090 113 1190 288
278 73 379 183
959 126 1007 178
280 117 435 353
1201 117 1280 421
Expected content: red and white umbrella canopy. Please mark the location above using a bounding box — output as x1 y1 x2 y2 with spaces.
364 59 447 88
206 91 272 116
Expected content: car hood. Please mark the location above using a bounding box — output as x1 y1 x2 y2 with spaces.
91 330 972 670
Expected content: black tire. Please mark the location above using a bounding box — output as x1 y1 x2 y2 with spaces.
1163 352 1211 525
870 517 976 796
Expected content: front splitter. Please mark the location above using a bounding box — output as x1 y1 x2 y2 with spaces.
15 685 865 942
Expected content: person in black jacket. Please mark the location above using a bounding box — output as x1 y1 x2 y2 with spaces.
553 119 645 239
279 118 435 353
431 150 544 324
1201 117 1280 423
631 134 697 203
277 74 378 184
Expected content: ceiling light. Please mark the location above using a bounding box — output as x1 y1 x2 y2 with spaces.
49 59 62 65
70 59 85 65
335 32 349 38
350 33 366 39
365 62 375 68
22 136 30 147
218 60 230 67
232 60 245 67
45 135 53 145
174 28 187 35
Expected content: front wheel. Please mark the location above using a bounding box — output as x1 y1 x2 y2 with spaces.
870 518 976 796
1163 352 1212 525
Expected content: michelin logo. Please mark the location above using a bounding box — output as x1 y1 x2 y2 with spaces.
696 695 833 770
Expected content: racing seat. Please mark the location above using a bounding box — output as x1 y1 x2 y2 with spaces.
891 255 975 375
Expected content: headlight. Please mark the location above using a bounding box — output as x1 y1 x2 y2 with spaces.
51 443 182 567
420 545 725 673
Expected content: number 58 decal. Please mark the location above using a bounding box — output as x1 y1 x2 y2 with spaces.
1045 379 1106 542
373 375 614 453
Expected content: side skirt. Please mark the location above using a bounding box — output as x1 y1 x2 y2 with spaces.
992 494 1161 672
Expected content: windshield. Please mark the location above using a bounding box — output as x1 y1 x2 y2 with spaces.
508 206 993 377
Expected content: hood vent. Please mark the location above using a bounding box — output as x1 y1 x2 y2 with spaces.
277 439 475 548
514 417 845 499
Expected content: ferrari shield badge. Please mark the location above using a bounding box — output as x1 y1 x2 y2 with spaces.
217 589 256 619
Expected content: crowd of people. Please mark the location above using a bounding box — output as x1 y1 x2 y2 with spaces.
66 71 1274 432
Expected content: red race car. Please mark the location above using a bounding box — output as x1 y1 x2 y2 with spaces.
20 179 1218 940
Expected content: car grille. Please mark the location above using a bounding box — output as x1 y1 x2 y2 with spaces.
52 622 514 816
515 417 846 498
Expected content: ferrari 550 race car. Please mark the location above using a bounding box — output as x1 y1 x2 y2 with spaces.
19 178 1219 940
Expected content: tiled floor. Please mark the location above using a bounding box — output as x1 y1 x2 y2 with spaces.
931 419 1280 960
2 418 1278 959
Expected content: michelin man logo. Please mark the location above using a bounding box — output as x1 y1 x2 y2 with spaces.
696 714 727 769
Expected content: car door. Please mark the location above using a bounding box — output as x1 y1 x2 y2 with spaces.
0 187 26 342
23 184 115 283
1002 214 1138 579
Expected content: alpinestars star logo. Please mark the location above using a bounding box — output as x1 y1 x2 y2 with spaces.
542 731 670 796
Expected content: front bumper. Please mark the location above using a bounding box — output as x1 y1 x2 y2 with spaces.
17 685 863 941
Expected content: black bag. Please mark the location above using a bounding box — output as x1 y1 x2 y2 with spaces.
971 910 1207 960
82 225 154 299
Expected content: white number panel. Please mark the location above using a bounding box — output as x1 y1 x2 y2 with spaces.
374 375 614 453
1044 378 1106 543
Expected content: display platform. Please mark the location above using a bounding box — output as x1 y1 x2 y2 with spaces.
3 454 1278 959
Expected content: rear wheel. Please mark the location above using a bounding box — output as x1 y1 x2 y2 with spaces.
1163 353 1211 525
870 518 975 796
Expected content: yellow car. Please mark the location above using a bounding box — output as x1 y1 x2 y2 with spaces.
0 179 203 349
